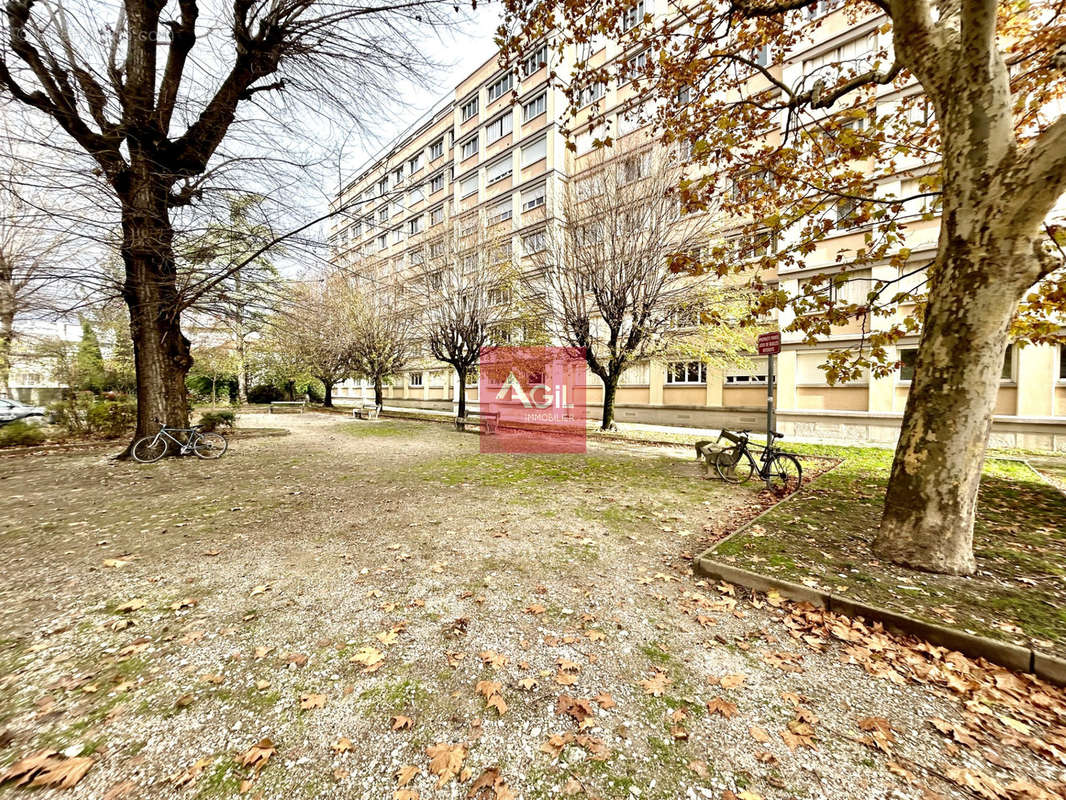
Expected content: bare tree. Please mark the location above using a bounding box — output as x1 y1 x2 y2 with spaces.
349 269 412 409
270 274 358 407
415 210 518 419
0 146 79 396
0 0 460 449
528 144 750 430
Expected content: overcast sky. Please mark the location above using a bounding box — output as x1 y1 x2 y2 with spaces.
334 3 504 188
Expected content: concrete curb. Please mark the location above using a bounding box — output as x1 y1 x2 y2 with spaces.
693 554 1064 686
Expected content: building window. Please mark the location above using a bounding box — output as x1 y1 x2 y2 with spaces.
430 205 444 226
725 358 769 384
521 184 546 212
486 157 513 185
666 361 706 384
522 93 547 122
460 96 479 121
407 216 423 235
392 167 404 186
898 348 918 382
487 73 513 102
486 111 513 143
408 153 422 175
461 136 479 160
377 233 387 250
522 44 547 76
522 230 546 254
1001 344 1015 382
429 139 444 160
409 249 424 266
410 372 423 387
1059 345 1066 382
488 199 512 224
459 174 478 199
377 178 387 196
489 287 512 306
430 173 444 193
578 81 605 107
391 228 404 244
622 0 645 30
521 137 547 167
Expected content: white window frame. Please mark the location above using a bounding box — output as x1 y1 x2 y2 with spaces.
460 136 479 160
665 360 706 385
522 44 547 76
486 111 513 144
488 199 513 225
430 173 444 193
522 93 547 122
409 371 423 387
487 72 513 102
459 174 478 199
521 137 547 167
429 139 444 160
460 96 479 121
521 185 546 212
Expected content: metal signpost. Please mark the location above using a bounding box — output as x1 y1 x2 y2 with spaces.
757 332 782 490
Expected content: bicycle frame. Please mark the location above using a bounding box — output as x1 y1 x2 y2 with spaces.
150 426 199 455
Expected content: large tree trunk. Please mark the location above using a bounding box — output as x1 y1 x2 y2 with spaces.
322 379 334 408
876 241 1036 575
0 286 13 397
600 373 619 431
456 365 467 420
373 376 383 408
120 189 192 452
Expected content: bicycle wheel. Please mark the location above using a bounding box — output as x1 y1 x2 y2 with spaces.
714 447 756 483
131 435 168 463
192 432 228 459
769 453 803 494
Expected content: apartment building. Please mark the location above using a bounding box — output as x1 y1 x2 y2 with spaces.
328 1 1066 450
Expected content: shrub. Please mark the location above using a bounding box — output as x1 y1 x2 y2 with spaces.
49 393 136 438
198 410 236 432
86 398 137 438
247 384 283 404
0 420 47 448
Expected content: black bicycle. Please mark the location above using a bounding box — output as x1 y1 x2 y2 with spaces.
131 419 228 463
713 429 802 493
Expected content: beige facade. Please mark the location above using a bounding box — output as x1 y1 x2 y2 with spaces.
329 1 1066 450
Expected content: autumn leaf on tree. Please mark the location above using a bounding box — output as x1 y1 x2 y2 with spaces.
425 742 467 788
0 751 95 790
238 739 276 774
640 671 670 696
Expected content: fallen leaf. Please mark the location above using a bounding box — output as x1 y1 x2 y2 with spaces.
640 671 670 696
0 751 94 790
391 715 414 731
238 739 275 774
706 697 738 718
425 742 466 788
298 692 325 710
396 764 420 786
116 599 145 613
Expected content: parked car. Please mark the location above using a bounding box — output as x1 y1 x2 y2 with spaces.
0 397 47 425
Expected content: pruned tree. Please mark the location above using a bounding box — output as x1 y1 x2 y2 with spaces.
0 0 460 449
502 0 1066 574
415 210 519 420
349 271 412 409
526 143 751 430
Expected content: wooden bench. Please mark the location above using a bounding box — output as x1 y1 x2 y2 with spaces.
269 401 305 414
352 402 380 420
456 410 500 434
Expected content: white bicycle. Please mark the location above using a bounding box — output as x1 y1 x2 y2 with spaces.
131 419 228 463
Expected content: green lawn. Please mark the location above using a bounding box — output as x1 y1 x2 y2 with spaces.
707 443 1066 657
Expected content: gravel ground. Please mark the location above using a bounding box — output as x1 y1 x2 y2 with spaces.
0 413 1063 800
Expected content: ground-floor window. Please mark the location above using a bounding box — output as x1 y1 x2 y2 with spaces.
410 372 423 387
666 361 705 384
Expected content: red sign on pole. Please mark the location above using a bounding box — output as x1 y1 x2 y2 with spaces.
757 331 781 355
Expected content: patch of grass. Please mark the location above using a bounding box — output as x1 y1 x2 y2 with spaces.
195 756 243 799
710 444 1066 657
